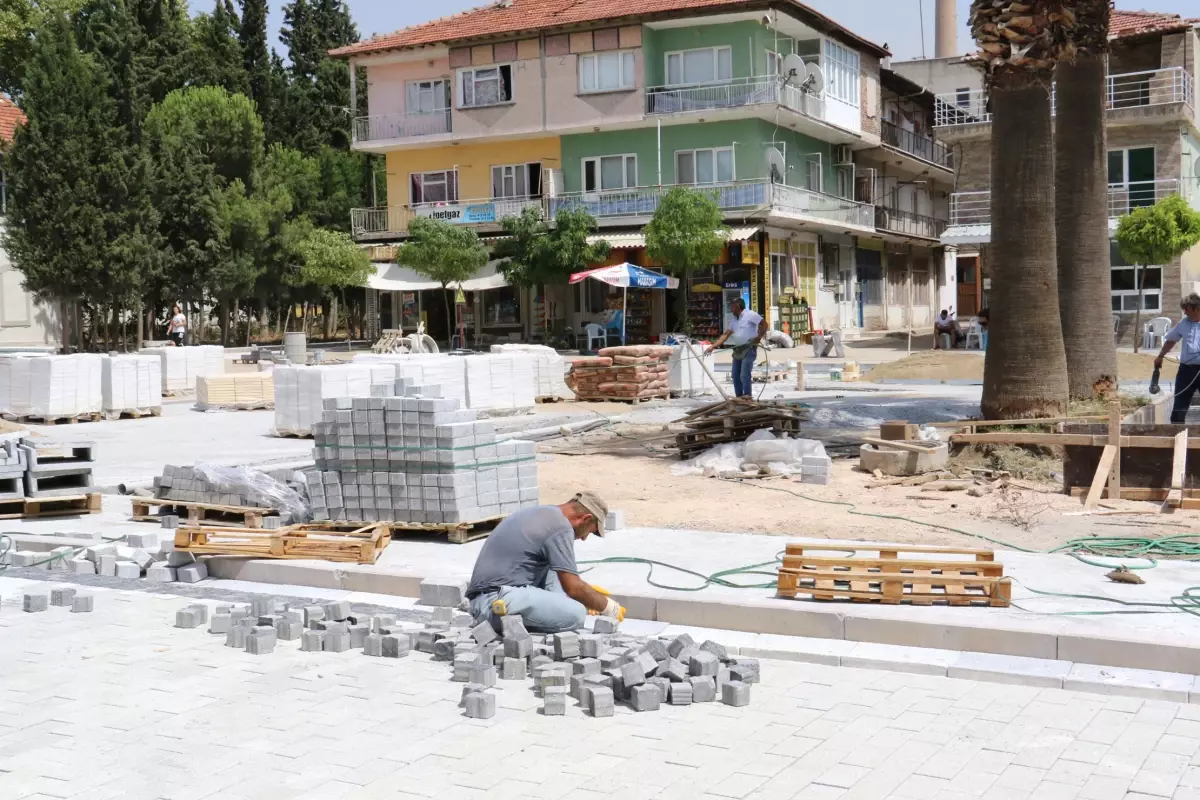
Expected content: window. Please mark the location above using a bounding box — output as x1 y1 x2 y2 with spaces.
1108 147 1156 210
459 65 512 108
579 51 636 93
406 79 450 114
1110 242 1162 313
491 163 543 199
583 155 637 192
675 148 734 185
666 46 732 86
766 51 781 77
835 166 854 200
822 39 860 106
804 154 823 193
410 170 459 205
955 87 970 108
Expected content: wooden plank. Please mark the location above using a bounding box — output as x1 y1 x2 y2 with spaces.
1109 401 1122 502
781 554 1005 576
950 432 1200 449
926 416 1105 429
1083 445 1118 511
1168 429 1188 507
860 437 940 454
1068 487 1198 501
785 542 995 560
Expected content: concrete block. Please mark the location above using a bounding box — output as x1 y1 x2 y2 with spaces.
225 626 248 648
688 651 721 678
245 629 277 655
728 657 760 684
593 617 618 634
70 594 93 613
209 613 232 634
689 676 716 703
146 563 177 582
160 514 179 529
573 657 602 677
275 619 303 641
415 630 437 653
176 562 208 583
49 587 77 606
579 634 603 658
471 620 498 646
841 643 953 677
165 551 196 567
300 631 323 652
503 637 532 659
542 686 567 716
84 544 116 563
620 660 646 688
500 615 529 640
459 683 485 707
667 633 695 659
419 578 465 607
669 681 692 705
371 614 396 633
464 691 496 719
363 633 385 656
347 624 370 648
381 634 410 658
323 601 350 621
469 666 497 688
432 606 454 624
303 605 325 626
722 680 750 707
554 631 580 660
501 657 526 680
124 532 160 549
1063 663 1193 702
251 597 276 617
114 560 141 579
643 639 669 662
589 686 615 717
659 658 688 682
604 509 624 531
323 630 351 652
630 683 661 711
69 558 96 575
699 640 729 661
175 608 204 628
97 554 117 577
187 604 209 625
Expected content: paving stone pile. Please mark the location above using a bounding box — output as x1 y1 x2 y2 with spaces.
176 594 757 717
18 587 94 613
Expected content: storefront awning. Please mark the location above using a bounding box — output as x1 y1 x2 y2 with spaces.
941 225 992 246
585 225 762 248
367 261 510 293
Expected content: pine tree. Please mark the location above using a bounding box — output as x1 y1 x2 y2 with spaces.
238 0 270 112
189 0 247 96
280 0 320 78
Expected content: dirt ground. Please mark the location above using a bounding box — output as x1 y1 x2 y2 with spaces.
536 426 1200 551
864 350 1173 383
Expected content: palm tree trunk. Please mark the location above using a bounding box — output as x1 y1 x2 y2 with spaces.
981 72 1069 419
1056 55 1117 398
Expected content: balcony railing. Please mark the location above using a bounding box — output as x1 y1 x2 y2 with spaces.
352 110 452 143
948 179 1183 227
352 179 875 237
645 77 825 122
875 206 948 239
880 120 953 169
935 67 1194 128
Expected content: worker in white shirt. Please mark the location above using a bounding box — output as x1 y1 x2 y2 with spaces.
933 309 961 349
706 298 767 398
1154 293 1200 424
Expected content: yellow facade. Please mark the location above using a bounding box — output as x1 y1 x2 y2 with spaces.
386 138 563 206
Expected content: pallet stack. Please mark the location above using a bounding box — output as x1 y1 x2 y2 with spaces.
0 354 103 423
101 354 163 419
195 373 275 411
675 398 807 460
566 345 673 402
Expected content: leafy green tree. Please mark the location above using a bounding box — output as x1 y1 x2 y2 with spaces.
1116 194 1200 352
644 187 726 326
237 0 270 112
189 0 247 96
397 217 487 339
0 0 88 96
296 227 372 289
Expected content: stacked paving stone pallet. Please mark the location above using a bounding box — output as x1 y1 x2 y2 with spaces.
489 344 571 400
305 379 538 524
138 345 224 393
195 373 275 411
0 353 103 420
152 464 304 509
273 363 398 436
100 354 163 418
2 528 207 583
355 352 540 411
566 345 673 401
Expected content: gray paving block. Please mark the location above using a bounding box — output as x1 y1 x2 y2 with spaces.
49 587 77 607
97 554 117 577
699 640 729 661
164 551 195 567
667 633 695 659
690 676 716 703
124 532 160 549
300 631 323 652
176 562 208 583
689 651 720 677
471 620 498 646
323 630 351 652
593 617 618 634
589 686 615 717
503 637 532 659
729 658 760 685
225 626 248 648
579 634 603 659
175 608 204 629
542 686 567 716
419 578 465 608
573 657 601 676
347 624 370 648
630 683 661 711
500 657 526 680
464 690 496 719
245 629 277 655
620 660 646 688
500 616 529 640
553 631 580 660
643 639 669 662
275 619 303 641
722 680 750 707
209 613 232 634
146 563 177 582
303 605 325 626
68 558 96 575
114 561 141 579
323 601 350 621
469 665 497 688
381 634 410 658
70 594 93 613
432 606 454 624
658 658 688 682
669 681 693 706
363 633 385 657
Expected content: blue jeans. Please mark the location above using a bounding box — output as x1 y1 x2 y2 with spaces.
468 571 586 634
731 347 757 398
1171 364 1200 424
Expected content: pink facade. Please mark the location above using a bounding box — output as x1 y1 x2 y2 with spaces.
365 54 453 119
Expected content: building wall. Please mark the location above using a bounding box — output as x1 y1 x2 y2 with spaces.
365 53 452 119
1108 124 1182 183
544 27 646 131
385 137 563 204
889 56 983 98
860 53 881 137
0 229 59 350
451 49 547 139
641 21 766 88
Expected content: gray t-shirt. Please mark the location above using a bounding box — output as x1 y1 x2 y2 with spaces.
466 506 578 598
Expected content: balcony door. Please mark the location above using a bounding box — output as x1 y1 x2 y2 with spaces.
1108 146 1155 211
666 47 732 86
406 80 450 115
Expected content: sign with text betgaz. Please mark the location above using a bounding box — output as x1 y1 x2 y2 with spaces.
415 203 497 225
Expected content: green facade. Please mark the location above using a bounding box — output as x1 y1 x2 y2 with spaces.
560 119 837 194
641 21 810 88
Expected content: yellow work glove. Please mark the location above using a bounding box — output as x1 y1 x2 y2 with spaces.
600 597 626 622
590 584 611 596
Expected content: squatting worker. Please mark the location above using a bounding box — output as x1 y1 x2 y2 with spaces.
706 298 767 399
466 492 625 633
1154 293 1200 424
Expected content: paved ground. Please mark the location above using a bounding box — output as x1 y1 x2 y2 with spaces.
5 580 1200 800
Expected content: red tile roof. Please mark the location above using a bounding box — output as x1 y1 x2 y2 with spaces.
331 0 889 59
0 96 25 144
1110 9 1198 40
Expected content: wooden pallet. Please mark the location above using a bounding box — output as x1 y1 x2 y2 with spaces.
575 392 670 405
389 515 503 544
751 368 791 383
3 412 103 425
102 408 163 421
0 492 102 520
777 543 1009 607
674 398 808 459
274 430 314 439
174 522 390 564
132 499 275 528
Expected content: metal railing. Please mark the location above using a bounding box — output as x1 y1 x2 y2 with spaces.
351 179 876 236
645 77 825 121
948 179 1183 227
875 206 948 239
880 120 953 169
935 67 1195 127
352 110 452 143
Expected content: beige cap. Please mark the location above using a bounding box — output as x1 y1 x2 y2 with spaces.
573 491 609 536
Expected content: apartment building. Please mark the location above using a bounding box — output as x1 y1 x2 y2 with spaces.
335 0 956 342
904 9 1200 343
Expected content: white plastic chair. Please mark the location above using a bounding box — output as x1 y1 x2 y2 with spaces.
1143 316 1172 350
963 317 982 350
583 323 607 352
1112 313 1120 343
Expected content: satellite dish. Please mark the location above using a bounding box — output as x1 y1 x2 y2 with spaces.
803 62 826 95
781 53 807 85
766 147 787 183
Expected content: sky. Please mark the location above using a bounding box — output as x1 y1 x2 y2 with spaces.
234 0 1199 61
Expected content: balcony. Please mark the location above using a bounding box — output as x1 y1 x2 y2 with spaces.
875 206 947 240
352 110 452 144
948 179 1183 228
935 67 1195 128
352 180 875 238
880 120 952 170
645 77 825 123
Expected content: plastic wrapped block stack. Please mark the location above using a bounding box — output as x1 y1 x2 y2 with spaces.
195 373 275 411
668 345 716 397
566 346 674 400
490 344 571 399
0 354 103 420
464 353 537 411
274 364 397 436
101 355 163 418
306 379 539 524
138 345 225 393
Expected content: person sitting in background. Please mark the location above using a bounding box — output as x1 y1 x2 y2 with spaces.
977 308 990 351
933 309 961 350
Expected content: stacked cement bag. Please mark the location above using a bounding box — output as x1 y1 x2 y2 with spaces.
566 345 673 400
0 354 103 419
101 355 163 418
138 345 225 393
490 343 570 400
274 363 396 436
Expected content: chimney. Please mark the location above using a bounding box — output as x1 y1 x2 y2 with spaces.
934 0 956 58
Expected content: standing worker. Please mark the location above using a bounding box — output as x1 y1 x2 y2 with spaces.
166 304 187 347
1154 293 1200 424
466 492 624 634
706 298 767 398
